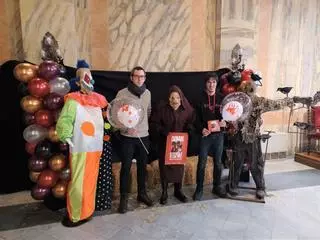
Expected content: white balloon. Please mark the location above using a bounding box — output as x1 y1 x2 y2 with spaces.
107 97 144 129
23 124 48 144
49 77 71 96
221 92 252 122
222 101 244 121
117 104 140 128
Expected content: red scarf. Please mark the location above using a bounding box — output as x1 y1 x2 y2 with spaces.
208 93 216 112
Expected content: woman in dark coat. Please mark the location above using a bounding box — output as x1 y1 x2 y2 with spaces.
150 85 194 205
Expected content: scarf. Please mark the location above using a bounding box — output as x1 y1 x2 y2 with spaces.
128 81 146 98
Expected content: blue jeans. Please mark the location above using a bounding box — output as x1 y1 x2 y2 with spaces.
196 132 224 190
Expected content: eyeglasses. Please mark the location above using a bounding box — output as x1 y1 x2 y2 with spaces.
132 75 146 79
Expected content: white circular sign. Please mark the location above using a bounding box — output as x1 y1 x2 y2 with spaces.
117 104 140 128
222 101 244 121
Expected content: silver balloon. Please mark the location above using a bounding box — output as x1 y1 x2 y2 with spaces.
59 167 71 181
23 124 48 144
107 97 145 129
221 92 252 122
49 77 70 96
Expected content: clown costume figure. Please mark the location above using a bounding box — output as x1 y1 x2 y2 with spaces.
56 60 107 227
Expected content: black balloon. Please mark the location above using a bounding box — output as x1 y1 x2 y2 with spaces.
31 185 50 200
43 93 64 110
35 140 53 159
59 168 71 181
23 112 36 125
28 156 47 172
227 71 242 84
59 142 69 152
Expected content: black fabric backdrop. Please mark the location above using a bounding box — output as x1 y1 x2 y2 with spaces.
0 60 230 194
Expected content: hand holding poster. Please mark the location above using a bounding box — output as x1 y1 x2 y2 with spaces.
165 132 188 165
207 120 221 132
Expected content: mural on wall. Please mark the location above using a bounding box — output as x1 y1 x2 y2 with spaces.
19 0 91 66
218 0 320 100
205 0 216 70
218 0 259 70
108 0 192 71
267 0 320 99
0 0 24 62
7 0 24 61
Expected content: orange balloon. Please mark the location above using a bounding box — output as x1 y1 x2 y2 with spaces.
48 126 60 142
29 171 41 183
49 154 66 171
52 180 68 198
13 63 38 83
20 95 43 113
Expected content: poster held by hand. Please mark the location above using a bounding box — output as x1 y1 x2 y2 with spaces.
165 132 188 165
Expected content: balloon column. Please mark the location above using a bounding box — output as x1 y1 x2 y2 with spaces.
14 61 71 201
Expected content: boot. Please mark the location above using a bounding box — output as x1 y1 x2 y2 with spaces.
118 194 128 214
256 189 265 199
137 192 153 206
174 183 188 203
212 185 227 198
160 181 168 205
192 185 203 201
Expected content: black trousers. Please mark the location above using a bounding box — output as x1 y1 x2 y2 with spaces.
232 134 265 190
119 135 150 195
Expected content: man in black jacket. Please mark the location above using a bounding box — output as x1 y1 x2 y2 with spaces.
193 73 227 200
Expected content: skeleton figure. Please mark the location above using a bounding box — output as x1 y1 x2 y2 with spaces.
227 45 293 199
41 32 64 64
229 82 293 199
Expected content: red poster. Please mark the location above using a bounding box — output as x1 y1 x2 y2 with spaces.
165 132 188 165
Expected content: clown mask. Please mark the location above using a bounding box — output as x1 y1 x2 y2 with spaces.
76 68 95 94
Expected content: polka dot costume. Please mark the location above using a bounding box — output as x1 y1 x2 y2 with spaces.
95 122 113 211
